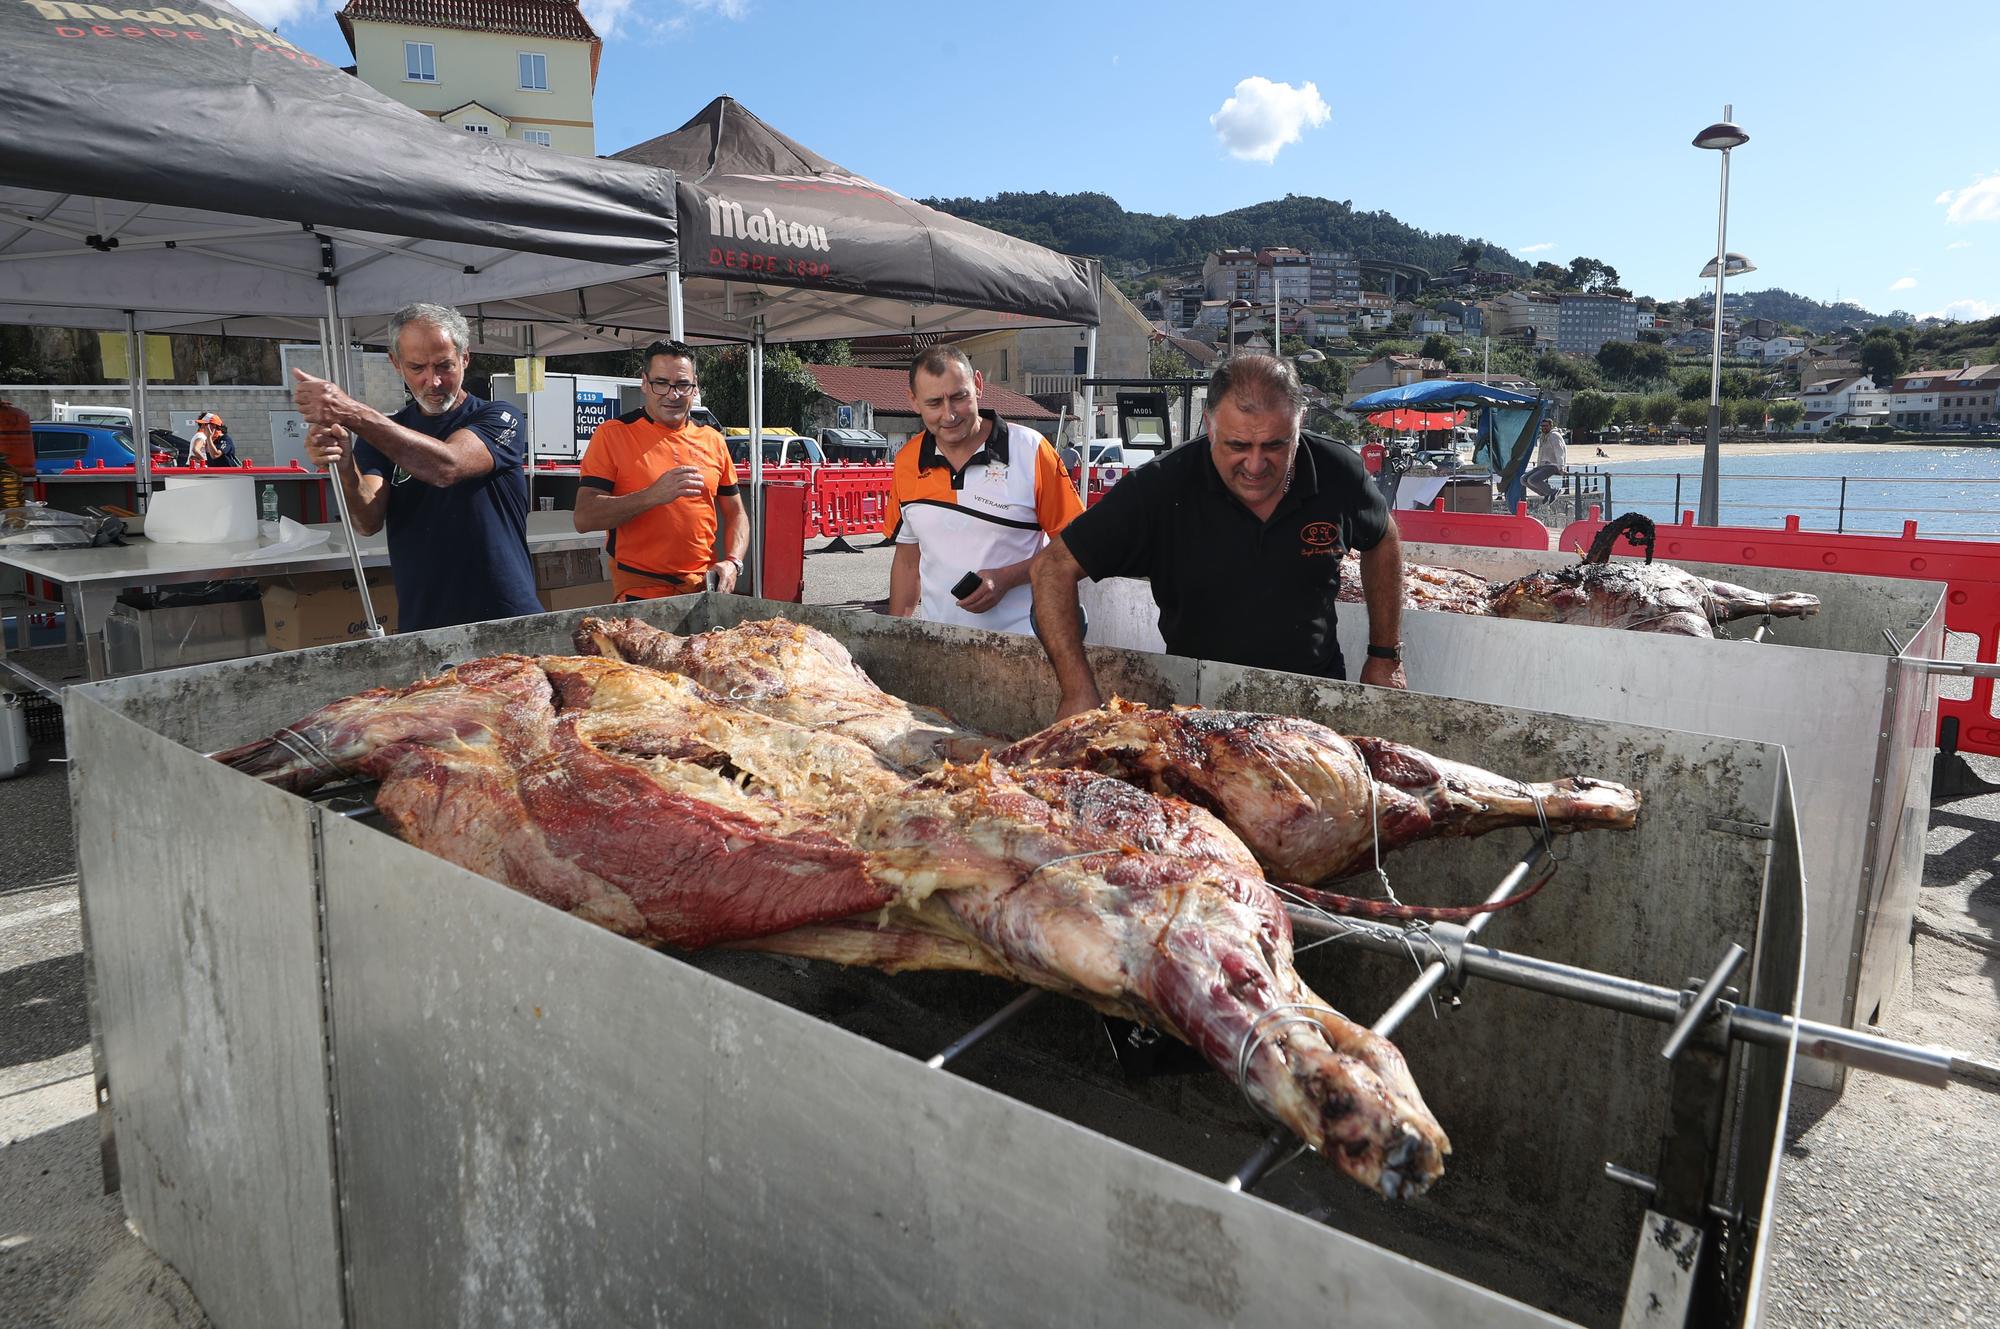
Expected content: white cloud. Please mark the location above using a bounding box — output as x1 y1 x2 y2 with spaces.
591 0 748 39
1937 173 2000 224
580 0 635 36
1515 242 1554 255
1890 276 1918 291
1918 297 1998 322
1209 78 1331 164
1947 241 1973 250
234 0 332 24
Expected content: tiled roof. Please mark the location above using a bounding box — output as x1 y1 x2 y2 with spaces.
340 0 597 46
804 365 1059 421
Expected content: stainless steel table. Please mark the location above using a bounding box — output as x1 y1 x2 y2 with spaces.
0 512 604 690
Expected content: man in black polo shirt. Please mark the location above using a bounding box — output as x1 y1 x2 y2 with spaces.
1030 354 1407 718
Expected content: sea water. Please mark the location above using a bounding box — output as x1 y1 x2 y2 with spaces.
1575 446 2000 540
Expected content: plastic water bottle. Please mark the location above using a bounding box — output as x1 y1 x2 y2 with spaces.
259 483 280 535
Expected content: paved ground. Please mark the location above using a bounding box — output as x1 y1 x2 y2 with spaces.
3 550 1997 1327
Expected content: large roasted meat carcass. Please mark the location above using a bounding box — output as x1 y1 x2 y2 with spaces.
998 699 1639 886
216 645 1454 1196
575 614 996 770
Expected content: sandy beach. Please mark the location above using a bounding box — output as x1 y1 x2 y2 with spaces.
1578 438 1961 463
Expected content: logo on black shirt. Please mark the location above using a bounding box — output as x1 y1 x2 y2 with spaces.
1300 521 1340 556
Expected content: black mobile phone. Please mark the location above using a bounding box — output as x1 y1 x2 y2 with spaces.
951 571 983 600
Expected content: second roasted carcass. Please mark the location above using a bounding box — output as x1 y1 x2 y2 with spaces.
1338 553 1492 615
1486 562 1821 637
998 699 1640 886
217 650 1450 1198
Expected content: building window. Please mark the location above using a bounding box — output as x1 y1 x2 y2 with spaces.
463 123 490 135
521 130 553 147
405 41 436 82
519 52 548 90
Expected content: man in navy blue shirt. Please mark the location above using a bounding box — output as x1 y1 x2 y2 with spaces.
291 302 542 632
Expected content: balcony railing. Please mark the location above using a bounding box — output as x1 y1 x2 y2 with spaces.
1027 374 1084 397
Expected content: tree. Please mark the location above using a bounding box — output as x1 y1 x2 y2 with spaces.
1674 400 1709 431
1613 395 1643 426
1419 333 1461 370
1632 344 1670 380
695 345 824 431
1643 394 1679 428
1565 256 1621 292
1532 261 1567 287
1770 400 1805 432
1858 333 1903 386
1568 390 1617 437
1733 399 1769 431
1458 241 1484 271
1596 340 1639 379
1533 352 1601 393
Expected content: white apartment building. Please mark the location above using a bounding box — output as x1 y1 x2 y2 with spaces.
1796 375 1874 433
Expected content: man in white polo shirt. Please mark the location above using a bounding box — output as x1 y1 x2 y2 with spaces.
885 345 1083 635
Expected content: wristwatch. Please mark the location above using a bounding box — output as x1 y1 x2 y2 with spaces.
1366 642 1403 662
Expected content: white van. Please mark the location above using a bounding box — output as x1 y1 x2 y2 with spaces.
50 401 134 428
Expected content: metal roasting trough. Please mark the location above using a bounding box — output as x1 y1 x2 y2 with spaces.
1084 539 1946 1093
70 593 1986 1328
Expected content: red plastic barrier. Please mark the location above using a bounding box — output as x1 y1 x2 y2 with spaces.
1394 498 1553 550
1083 464 1127 508
1561 510 2000 757
815 465 894 537
759 482 809 602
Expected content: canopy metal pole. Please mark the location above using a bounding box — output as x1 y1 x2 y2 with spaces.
320 284 385 638
1079 327 1098 502
523 323 537 513
747 317 764 598
124 311 151 514
668 271 686 344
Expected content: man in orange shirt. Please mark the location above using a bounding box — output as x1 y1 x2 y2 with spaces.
574 341 748 600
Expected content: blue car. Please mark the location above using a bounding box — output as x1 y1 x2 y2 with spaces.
30 422 140 474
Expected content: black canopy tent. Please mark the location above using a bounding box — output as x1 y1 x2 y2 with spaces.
0 0 679 630
454 97 1102 590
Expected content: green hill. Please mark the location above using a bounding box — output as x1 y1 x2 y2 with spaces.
922 191 1528 278
1683 288 1909 335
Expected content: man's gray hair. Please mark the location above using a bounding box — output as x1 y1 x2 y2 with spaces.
388 302 471 358
1206 353 1305 419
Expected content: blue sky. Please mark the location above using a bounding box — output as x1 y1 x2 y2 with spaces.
249 0 2000 321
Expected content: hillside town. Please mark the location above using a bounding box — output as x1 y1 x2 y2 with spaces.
1127 244 2000 441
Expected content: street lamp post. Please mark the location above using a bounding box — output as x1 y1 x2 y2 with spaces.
1226 298 1252 359
1693 106 1750 525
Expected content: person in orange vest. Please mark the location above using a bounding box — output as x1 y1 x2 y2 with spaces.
572 340 747 599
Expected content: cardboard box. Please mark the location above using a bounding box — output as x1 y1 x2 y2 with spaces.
261 571 398 651
541 580 615 612
534 548 607 590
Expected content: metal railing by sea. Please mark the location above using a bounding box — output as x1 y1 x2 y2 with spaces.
1564 467 2000 541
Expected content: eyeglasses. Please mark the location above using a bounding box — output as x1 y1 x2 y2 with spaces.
645 378 699 395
